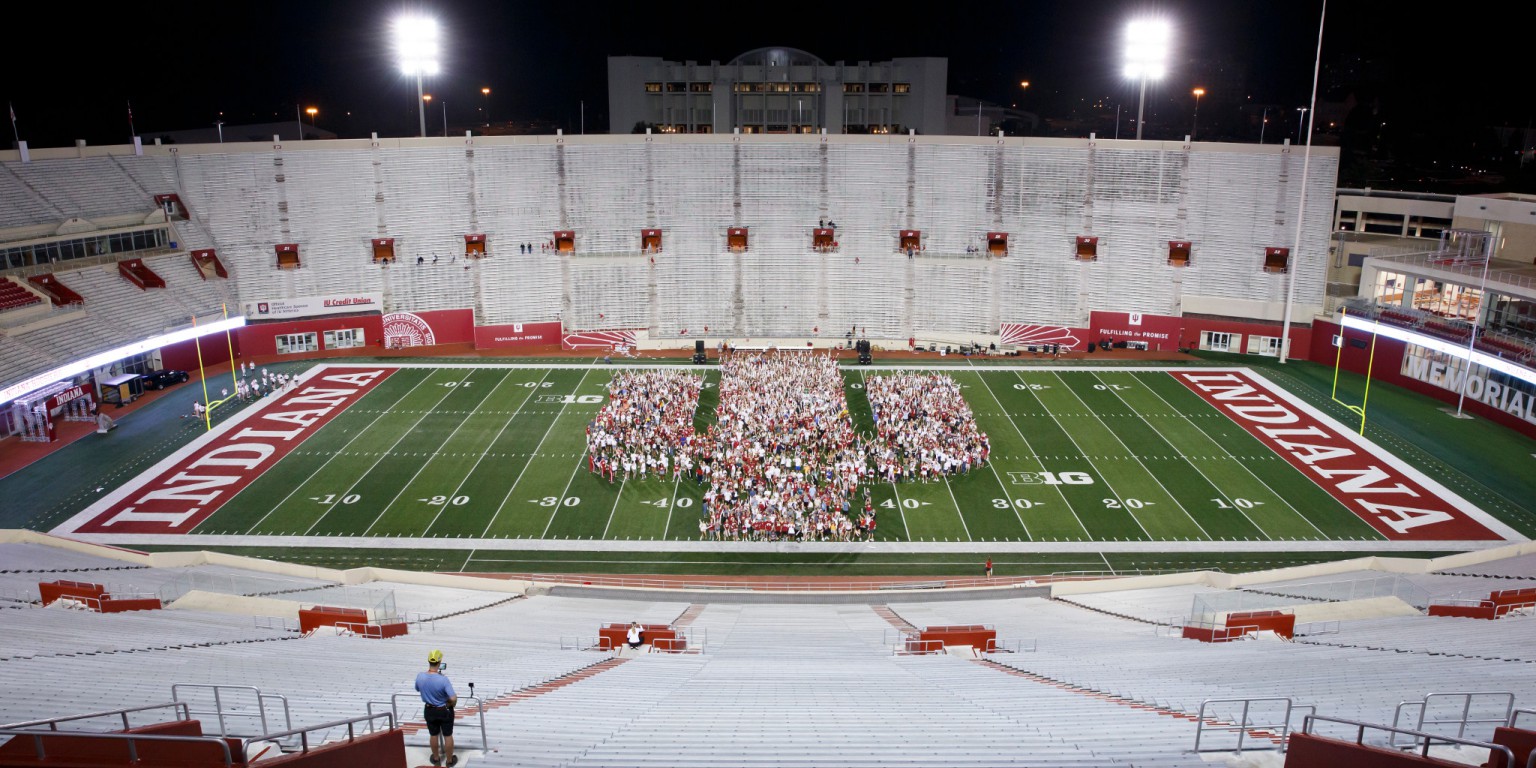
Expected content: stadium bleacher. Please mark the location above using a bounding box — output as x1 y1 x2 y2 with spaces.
1 536 1535 766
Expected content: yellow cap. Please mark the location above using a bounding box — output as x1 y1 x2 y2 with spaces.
428 650 443 664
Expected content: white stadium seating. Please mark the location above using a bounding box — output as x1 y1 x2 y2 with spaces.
1 135 1335 393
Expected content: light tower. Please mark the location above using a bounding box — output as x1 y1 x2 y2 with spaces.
394 16 441 138
1123 18 1170 140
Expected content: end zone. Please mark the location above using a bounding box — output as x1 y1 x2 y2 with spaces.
53 366 393 535
1174 369 1522 542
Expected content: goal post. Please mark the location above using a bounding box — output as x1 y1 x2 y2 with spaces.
1330 306 1377 435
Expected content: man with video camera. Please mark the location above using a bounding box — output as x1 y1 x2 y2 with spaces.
415 649 458 766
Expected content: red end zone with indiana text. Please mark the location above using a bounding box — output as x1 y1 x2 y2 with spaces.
67 367 392 534
1175 370 1502 541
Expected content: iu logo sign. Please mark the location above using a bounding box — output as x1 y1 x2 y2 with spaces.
1129 312 1143 326
382 312 436 348
257 303 270 315
513 323 523 333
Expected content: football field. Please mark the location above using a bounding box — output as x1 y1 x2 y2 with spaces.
55 362 1520 550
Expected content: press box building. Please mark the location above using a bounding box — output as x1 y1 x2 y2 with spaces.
607 47 948 136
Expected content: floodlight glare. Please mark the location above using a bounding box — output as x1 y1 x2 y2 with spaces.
1122 17 1171 140
394 16 440 76
393 15 441 138
1123 19 1170 80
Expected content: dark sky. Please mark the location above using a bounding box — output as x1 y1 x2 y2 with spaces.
1 1 1525 147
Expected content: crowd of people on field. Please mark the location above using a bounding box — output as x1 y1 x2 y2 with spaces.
583 352 990 542
695 351 871 541
865 373 991 483
585 370 703 483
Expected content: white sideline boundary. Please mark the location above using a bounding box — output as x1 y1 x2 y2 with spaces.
48 363 1527 549
48 533 1520 554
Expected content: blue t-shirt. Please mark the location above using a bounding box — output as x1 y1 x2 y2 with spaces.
415 671 456 707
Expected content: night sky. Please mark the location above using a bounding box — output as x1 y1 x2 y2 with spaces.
1 1 1526 156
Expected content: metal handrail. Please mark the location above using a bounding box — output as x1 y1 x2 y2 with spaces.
240 711 394 763
893 639 944 656
983 638 1037 654
171 683 292 739
1512 708 1536 729
1303 714 1515 765
1 701 189 731
1293 620 1342 637
253 615 300 632
1391 691 1515 748
1194 697 1296 753
559 635 609 651
336 621 384 638
384 693 488 751
0 727 232 765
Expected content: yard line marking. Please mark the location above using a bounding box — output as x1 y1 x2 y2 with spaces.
304 369 478 536
482 369 593 537
940 471 974 541
962 372 1042 540
459 547 476 573
422 369 551 534
1011 370 1155 540
970 371 1087 539
599 478 627 539
661 472 683 541
1135 371 1325 538
246 370 434 534
1088 371 1268 537
1047 371 1210 539
544 428 599 539
362 369 515 535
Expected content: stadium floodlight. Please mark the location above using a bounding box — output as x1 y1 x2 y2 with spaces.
394 15 441 138
1123 18 1170 140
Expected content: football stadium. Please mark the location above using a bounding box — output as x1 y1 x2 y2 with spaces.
3 14 1536 768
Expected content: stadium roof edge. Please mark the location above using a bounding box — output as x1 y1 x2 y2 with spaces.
0 134 1342 162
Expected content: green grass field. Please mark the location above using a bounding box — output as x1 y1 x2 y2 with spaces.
188 364 1389 543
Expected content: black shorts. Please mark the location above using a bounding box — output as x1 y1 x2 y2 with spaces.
424 705 454 736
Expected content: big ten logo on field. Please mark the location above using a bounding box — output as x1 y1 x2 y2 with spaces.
537 395 603 404
1008 471 1094 485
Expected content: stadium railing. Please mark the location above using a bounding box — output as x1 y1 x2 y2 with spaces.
1299 714 1514 766
1194 696 1308 753
1390 691 1516 750
170 683 292 740
377 693 488 752
239 711 396 764
0 727 233 766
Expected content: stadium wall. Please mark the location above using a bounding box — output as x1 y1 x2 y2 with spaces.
1311 319 1536 439
139 135 1337 338
0 135 1339 391
159 334 235 372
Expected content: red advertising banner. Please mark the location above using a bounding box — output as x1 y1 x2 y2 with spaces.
474 321 563 349
381 309 474 348
1088 311 1183 350
1173 370 1505 541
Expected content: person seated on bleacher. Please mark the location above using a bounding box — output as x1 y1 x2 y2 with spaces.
627 622 643 649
